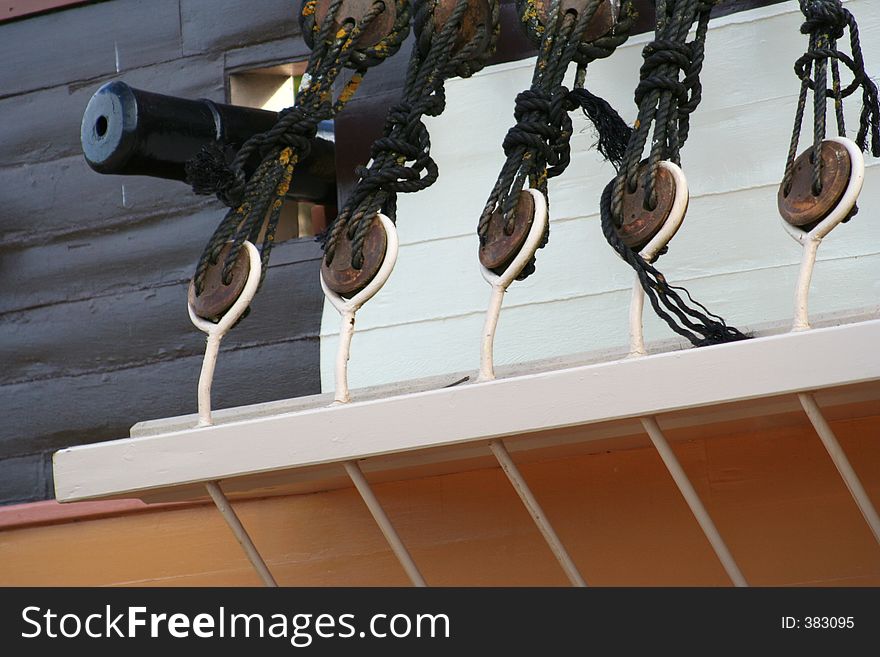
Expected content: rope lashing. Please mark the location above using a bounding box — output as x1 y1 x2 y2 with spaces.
187 0 411 298
600 0 747 347
782 0 879 203
477 0 635 281
323 0 501 272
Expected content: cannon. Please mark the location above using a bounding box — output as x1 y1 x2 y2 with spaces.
81 81 336 205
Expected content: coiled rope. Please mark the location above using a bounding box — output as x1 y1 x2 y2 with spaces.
323 0 501 269
477 0 635 280
187 0 411 297
600 0 747 347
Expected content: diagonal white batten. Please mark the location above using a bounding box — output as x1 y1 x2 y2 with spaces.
799 393 880 548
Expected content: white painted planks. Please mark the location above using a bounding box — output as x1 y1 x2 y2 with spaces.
320 0 880 392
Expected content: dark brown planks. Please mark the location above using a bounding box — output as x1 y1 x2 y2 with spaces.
180 0 303 56
0 455 51 505
0 54 225 168
0 242 324 385
0 0 183 98
0 207 315 316
0 0 327 505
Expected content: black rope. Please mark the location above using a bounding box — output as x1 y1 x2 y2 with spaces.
323 0 501 269
187 0 411 297
477 0 635 281
600 0 747 347
782 0 880 199
600 179 744 346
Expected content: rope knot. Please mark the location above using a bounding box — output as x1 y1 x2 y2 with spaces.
634 39 692 107
263 107 320 161
363 96 438 192
788 0 880 159
502 89 571 169
800 0 848 40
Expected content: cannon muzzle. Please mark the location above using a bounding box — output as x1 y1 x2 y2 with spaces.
81 81 336 204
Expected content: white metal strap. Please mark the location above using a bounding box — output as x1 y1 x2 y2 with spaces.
779 137 865 331
321 213 399 404
189 242 277 587
321 218 426 585
477 188 548 382
626 161 688 358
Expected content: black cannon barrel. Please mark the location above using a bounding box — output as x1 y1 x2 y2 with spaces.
81 81 336 204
